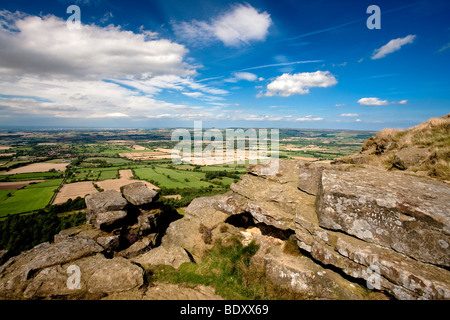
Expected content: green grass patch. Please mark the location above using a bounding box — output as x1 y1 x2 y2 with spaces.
148 238 306 300
0 190 17 202
134 166 213 189
0 179 63 217
68 167 118 182
85 157 130 165
0 171 63 182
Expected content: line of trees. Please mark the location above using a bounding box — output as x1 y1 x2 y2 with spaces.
0 197 86 255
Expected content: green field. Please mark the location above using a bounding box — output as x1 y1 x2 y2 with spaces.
0 171 64 182
68 167 118 183
0 179 63 217
85 157 131 165
134 166 214 189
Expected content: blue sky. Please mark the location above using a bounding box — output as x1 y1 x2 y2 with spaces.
0 0 449 130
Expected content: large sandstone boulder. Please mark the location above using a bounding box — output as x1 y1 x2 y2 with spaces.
132 245 191 269
295 209 450 299
85 190 128 229
234 160 450 299
0 238 104 298
263 246 380 300
85 190 128 214
230 172 315 231
315 166 450 267
22 254 144 299
120 182 158 206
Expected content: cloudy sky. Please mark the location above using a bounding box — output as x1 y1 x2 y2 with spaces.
0 0 449 129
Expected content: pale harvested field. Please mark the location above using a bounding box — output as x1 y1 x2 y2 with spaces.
96 179 159 192
107 140 134 145
119 152 172 161
154 148 174 153
0 180 45 190
163 194 182 200
0 162 69 175
119 169 134 179
291 156 318 162
53 181 98 205
132 145 148 151
0 146 11 150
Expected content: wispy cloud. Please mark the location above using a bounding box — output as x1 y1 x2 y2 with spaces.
225 72 258 83
284 3 421 42
239 60 322 72
296 115 324 121
371 35 416 60
437 42 450 53
340 113 360 117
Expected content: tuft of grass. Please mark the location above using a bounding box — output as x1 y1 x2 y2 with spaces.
283 237 303 257
146 237 307 300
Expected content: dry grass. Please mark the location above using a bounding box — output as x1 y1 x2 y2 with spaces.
344 113 450 181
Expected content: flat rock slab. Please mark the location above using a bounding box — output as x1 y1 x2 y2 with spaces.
247 159 305 184
22 254 144 298
295 210 450 300
143 283 223 300
0 238 103 297
132 245 191 269
120 182 158 206
316 166 450 267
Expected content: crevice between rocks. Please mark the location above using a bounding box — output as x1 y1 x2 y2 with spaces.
225 212 294 240
316 223 450 272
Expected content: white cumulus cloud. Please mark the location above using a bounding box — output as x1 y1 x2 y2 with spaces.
0 10 234 122
295 115 324 121
265 71 337 97
357 97 389 106
371 35 416 60
172 4 272 47
225 72 258 82
358 97 408 106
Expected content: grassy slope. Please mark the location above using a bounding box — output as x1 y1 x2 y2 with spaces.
342 114 450 181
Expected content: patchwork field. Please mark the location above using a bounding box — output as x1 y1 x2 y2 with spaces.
0 128 372 219
53 169 159 204
52 181 98 205
0 179 63 216
133 167 213 189
0 162 69 175
0 180 45 190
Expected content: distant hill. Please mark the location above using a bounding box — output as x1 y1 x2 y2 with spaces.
338 113 450 181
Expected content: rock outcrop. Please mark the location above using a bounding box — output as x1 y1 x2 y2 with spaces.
1 156 449 300
204 159 450 299
0 182 185 300
315 166 450 266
